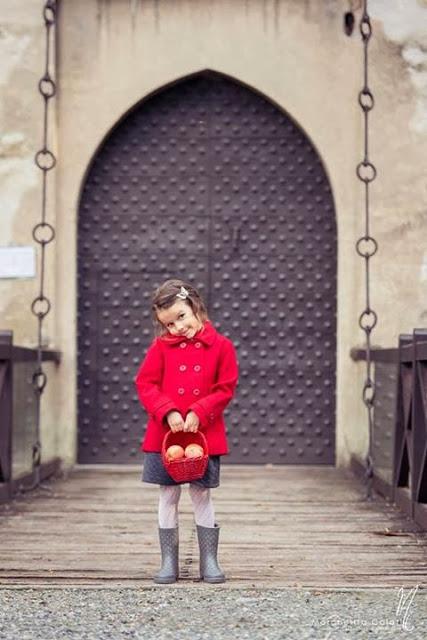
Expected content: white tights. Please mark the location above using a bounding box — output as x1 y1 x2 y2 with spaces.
158 484 215 528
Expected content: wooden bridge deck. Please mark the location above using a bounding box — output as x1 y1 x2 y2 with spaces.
0 465 426 589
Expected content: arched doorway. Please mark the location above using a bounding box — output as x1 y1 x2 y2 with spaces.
77 72 336 464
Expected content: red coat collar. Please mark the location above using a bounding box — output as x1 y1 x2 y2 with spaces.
159 320 217 347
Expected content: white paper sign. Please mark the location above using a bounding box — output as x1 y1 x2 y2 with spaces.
0 246 36 279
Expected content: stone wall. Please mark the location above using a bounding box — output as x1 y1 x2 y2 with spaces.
0 0 59 468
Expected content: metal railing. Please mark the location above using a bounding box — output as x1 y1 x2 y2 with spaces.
351 329 427 530
0 331 61 504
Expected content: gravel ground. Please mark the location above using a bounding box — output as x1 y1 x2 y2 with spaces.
0 587 426 640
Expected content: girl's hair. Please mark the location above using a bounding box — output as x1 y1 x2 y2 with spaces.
151 279 209 336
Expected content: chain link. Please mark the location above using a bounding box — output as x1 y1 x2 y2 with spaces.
17 0 57 495
356 1 377 499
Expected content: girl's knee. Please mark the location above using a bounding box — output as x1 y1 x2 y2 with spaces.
159 484 181 503
189 484 211 501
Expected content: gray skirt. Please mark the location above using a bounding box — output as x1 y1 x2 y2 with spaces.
142 452 221 488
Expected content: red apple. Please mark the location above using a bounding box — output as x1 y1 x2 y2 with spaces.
166 445 185 461
184 443 204 459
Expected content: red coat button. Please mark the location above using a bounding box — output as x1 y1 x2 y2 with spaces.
194 365 201 372
193 388 200 396
179 365 187 371
180 342 187 349
178 388 185 395
195 342 202 349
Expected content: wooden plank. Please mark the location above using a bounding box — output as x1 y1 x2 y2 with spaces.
0 465 426 589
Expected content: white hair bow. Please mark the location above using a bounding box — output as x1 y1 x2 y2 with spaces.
176 286 189 300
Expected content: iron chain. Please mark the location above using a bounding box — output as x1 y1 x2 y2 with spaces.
19 1 57 494
356 2 377 498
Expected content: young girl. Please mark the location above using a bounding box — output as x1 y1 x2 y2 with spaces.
134 279 239 584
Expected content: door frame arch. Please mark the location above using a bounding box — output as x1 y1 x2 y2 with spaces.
76 70 338 464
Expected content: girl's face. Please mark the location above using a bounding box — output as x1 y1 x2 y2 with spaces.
156 299 203 339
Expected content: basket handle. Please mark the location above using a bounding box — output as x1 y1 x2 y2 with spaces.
198 431 208 452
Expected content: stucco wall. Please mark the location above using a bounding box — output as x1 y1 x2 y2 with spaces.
0 0 59 469
1 0 427 469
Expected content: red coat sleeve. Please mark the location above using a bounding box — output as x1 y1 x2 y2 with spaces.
134 339 177 424
189 337 238 428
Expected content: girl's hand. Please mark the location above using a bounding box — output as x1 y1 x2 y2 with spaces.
166 411 185 433
184 410 199 433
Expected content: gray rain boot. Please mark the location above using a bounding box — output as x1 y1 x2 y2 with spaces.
196 523 226 583
153 527 179 584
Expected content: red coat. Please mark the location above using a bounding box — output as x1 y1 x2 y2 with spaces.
134 320 239 455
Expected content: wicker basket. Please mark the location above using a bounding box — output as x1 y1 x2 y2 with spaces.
162 430 208 482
